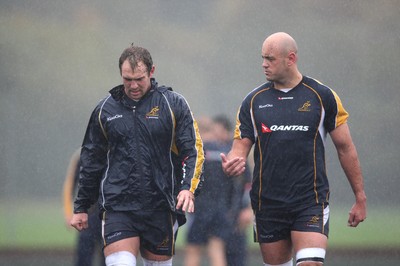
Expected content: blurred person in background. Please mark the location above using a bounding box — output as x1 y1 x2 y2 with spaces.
63 148 106 266
70 44 204 266
184 116 226 266
213 115 253 266
184 115 252 266
221 32 367 265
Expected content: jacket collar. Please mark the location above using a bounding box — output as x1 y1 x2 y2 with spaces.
109 78 159 107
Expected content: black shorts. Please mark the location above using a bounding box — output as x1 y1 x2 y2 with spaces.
186 212 233 245
102 210 178 256
254 203 329 243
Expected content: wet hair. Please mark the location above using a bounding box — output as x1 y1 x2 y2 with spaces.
118 44 153 75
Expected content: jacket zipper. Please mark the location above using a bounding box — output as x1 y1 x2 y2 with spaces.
133 106 145 206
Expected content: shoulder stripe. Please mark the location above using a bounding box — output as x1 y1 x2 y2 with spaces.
190 117 205 193
330 89 349 127
98 95 111 141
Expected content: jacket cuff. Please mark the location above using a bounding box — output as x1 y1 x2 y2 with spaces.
73 209 88 214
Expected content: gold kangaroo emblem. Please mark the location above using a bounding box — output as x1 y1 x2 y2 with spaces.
298 101 311 112
147 106 160 116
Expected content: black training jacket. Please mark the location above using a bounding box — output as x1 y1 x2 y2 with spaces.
74 79 204 214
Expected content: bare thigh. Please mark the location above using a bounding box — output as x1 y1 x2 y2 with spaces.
104 237 140 257
207 237 226 266
260 232 327 264
141 248 172 261
184 244 202 266
259 239 293 265
104 237 172 261
291 231 327 253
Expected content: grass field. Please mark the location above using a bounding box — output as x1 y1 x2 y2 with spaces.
1 199 399 250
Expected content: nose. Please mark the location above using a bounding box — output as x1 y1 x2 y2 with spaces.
130 81 138 89
262 58 269 68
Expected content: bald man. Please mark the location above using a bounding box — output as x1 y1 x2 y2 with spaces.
221 32 367 266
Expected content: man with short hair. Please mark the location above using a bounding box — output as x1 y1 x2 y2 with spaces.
221 32 367 265
71 45 204 266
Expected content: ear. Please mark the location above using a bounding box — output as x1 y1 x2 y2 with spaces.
149 65 155 77
287 52 297 66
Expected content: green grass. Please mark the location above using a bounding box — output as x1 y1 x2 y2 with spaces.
1 199 399 250
0 200 76 249
328 207 399 248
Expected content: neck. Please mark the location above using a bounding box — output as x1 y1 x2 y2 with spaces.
274 71 302 90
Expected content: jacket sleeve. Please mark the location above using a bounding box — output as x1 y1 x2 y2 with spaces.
73 103 108 213
172 93 204 196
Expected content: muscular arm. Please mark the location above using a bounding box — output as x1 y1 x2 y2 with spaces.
330 123 367 227
221 138 253 177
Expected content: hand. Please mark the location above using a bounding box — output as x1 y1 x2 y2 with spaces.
64 214 73 229
220 153 246 177
70 213 89 231
176 190 195 213
347 199 367 227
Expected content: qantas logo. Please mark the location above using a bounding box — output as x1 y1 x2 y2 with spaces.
261 123 309 133
261 123 272 133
